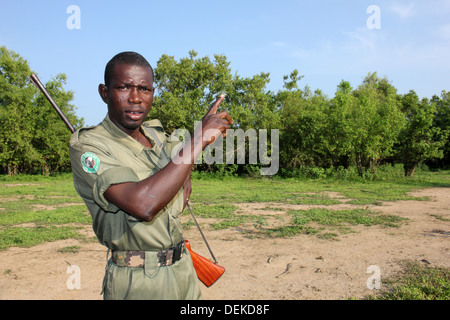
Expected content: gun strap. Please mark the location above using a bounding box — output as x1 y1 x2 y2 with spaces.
186 202 218 264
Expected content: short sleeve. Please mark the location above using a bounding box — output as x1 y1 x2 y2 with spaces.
92 166 140 212
69 138 140 213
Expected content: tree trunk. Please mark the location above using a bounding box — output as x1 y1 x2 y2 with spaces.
404 162 418 176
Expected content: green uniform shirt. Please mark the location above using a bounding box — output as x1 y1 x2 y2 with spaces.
69 114 184 251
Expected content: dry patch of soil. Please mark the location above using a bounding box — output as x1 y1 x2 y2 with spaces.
0 188 448 300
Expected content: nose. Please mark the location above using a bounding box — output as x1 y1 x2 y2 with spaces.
128 86 142 104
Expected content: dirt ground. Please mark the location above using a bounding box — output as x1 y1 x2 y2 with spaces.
0 187 449 300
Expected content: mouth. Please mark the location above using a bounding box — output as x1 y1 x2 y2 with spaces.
125 110 145 121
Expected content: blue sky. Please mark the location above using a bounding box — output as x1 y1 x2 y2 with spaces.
1 0 449 126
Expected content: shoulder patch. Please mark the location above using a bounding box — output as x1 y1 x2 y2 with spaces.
81 152 100 173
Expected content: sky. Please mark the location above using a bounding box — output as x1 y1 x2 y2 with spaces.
1 0 449 126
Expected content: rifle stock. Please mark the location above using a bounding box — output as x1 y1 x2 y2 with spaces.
185 240 225 287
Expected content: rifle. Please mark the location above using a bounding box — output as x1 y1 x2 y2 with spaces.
30 73 225 287
30 74 75 134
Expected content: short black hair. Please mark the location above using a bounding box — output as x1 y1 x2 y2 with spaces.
104 51 154 87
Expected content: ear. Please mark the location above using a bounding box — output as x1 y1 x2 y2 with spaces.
98 84 108 104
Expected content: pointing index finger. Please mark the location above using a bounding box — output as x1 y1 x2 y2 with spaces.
206 94 225 115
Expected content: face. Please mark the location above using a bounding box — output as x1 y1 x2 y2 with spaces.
99 63 154 135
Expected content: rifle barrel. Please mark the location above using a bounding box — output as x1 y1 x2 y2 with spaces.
30 73 75 134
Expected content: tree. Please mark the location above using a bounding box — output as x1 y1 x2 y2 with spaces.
277 73 330 169
227 72 277 131
431 91 450 168
0 46 83 175
32 74 83 174
0 46 40 174
326 80 359 169
150 50 233 133
350 73 405 174
276 72 406 175
395 90 448 176
282 69 304 91
150 50 279 174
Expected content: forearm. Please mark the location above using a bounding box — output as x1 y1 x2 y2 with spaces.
104 130 204 221
104 94 231 221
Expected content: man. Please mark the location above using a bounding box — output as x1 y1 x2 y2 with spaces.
69 51 232 300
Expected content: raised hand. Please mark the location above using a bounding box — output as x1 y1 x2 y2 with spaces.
200 94 233 147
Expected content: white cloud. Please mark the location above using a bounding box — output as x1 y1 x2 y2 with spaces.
389 2 416 19
436 23 450 39
343 27 382 51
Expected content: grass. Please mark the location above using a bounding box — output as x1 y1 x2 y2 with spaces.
58 245 82 254
264 208 406 239
185 169 449 239
0 226 84 250
190 169 449 207
0 172 89 249
0 169 449 299
0 206 91 226
1 169 449 249
365 262 450 300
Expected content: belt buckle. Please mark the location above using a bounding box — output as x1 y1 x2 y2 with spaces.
158 249 174 266
165 249 174 266
157 240 184 266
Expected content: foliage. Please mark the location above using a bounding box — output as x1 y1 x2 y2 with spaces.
350 73 406 174
274 71 447 175
1 46 448 175
277 82 330 168
150 50 234 133
150 49 279 174
277 73 406 175
394 90 448 176
0 46 84 175
430 91 450 168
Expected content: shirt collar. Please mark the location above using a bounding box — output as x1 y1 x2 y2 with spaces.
101 114 157 156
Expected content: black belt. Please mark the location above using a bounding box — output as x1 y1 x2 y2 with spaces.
111 240 185 267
